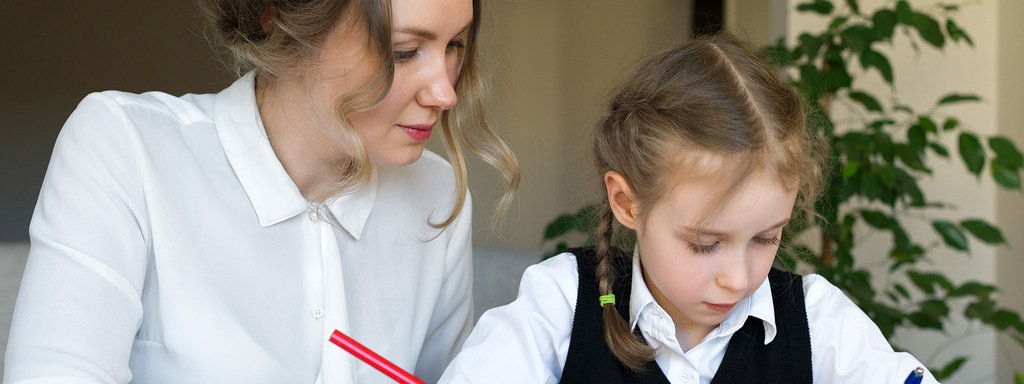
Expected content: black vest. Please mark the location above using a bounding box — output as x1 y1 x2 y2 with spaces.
559 247 812 384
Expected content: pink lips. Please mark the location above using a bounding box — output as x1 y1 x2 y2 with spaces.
400 124 434 142
705 302 736 313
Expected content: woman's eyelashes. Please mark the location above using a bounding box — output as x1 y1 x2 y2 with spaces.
393 40 465 64
446 39 465 52
394 49 418 63
686 235 781 255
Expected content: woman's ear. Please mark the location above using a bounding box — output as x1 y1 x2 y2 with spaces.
604 171 639 230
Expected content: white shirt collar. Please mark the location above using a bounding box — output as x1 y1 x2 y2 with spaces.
213 72 375 238
627 247 778 345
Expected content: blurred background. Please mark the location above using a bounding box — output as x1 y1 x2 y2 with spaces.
2 0 1022 382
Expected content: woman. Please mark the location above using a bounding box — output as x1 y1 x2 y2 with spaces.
4 0 518 382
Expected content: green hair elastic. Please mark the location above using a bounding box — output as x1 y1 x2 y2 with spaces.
599 294 616 306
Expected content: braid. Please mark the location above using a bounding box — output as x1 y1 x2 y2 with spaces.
595 202 654 371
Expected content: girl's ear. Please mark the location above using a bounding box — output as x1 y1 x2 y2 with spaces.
604 171 640 230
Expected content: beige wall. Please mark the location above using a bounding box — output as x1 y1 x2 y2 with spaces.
996 1 1024 382
464 0 692 249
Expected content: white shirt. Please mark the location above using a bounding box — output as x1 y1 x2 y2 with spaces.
4 72 474 384
439 252 939 384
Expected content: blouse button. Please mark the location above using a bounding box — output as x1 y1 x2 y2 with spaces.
308 210 319 222
311 307 325 319
681 372 694 383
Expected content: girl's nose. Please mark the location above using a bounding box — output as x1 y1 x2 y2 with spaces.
715 249 750 293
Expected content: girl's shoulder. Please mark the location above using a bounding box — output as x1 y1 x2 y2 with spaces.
798 273 847 307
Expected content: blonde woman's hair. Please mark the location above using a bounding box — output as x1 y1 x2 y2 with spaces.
591 32 827 371
197 0 520 227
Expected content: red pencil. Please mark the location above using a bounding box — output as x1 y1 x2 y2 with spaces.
329 329 425 384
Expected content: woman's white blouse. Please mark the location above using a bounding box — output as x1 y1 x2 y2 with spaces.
4 72 474 384
439 252 939 384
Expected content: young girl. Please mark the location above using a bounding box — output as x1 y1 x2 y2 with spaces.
5 0 518 383
439 33 938 383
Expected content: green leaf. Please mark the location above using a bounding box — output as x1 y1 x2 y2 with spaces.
893 167 926 206
876 164 896 187
991 310 1022 330
1015 371 1024 384
990 136 1024 168
908 310 943 330
797 0 834 15
872 9 897 39
541 205 596 241
799 64 827 94
946 18 974 46
942 117 960 131
874 132 894 162
961 219 1006 244
798 33 823 61
860 168 884 200
893 283 911 299
849 90 883 112
543 214 578 240
908 124 926 151
917 116 938 133
920 299 950 317
823 62 853 91
860 210 893 229
929 142 949 158
828 16 849 31
841 25 874 54
938 93 981 105
845 0 859 14
936 357 968 381
841 161 860 181
959 132 986 176
966 299 996 320
933 220 969 251
911 12 945 48
890 245 925 268
992 160 1022 189
859 48 894 84
895 1 913 24
897 144 928 171
908 270 945 295
948 281 997 298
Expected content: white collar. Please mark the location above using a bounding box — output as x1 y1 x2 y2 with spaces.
627 247 778 345
213 72 375 239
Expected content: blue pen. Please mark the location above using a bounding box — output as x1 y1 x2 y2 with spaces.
903 367 925 384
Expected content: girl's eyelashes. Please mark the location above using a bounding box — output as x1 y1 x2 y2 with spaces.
687 236 780 255
754 236 781 246
688 241 720 255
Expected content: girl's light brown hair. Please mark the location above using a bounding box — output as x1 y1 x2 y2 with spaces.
197 0 520 227
591 32 827 371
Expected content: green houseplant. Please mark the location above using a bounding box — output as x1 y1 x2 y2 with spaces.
541 1 1024 381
